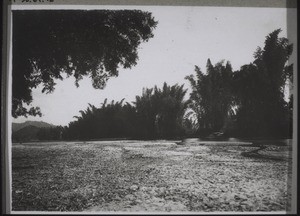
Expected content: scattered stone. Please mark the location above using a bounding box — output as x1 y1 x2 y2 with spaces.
241 200 253 207
209 194 219 199
140 186 148 192
229 201 236 206
124 194 136 201
235 194 247 201
130 185 139 191
12 140 291 212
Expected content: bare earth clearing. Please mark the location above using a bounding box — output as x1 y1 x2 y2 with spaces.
12 139 292 212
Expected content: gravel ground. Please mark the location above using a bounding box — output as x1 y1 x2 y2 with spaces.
12 139 293 212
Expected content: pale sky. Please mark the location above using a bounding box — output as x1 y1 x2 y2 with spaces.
11 5 297 126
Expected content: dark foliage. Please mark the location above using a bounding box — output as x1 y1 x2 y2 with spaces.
233 29 293 138
12 125 41 142
186 29 293 138
185 59 235 135
62 83 189 140
135 82 189 139
12 124 63 142
63 100 137 140
12 10 157 118
13 29 293 140
37 126 64 141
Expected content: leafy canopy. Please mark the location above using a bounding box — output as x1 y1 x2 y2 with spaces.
186 29 293 138
185 59 234 132
232 29 293 137
12 10 157 118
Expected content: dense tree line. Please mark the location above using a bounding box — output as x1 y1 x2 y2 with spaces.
234 29 293 137
186 29 293 138
18 29 293 141
37 127 63 141
12 125 63 142
63 100 137 140
60 83 189 140
185 59 235 136
135 83 189 139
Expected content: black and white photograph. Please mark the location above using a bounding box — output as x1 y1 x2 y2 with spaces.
2 0 297 214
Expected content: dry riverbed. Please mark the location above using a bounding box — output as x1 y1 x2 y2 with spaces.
12 139 293 212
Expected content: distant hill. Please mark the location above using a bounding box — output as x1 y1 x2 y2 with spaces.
12 121 55 133
12 125 41 142
12 121 57 142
